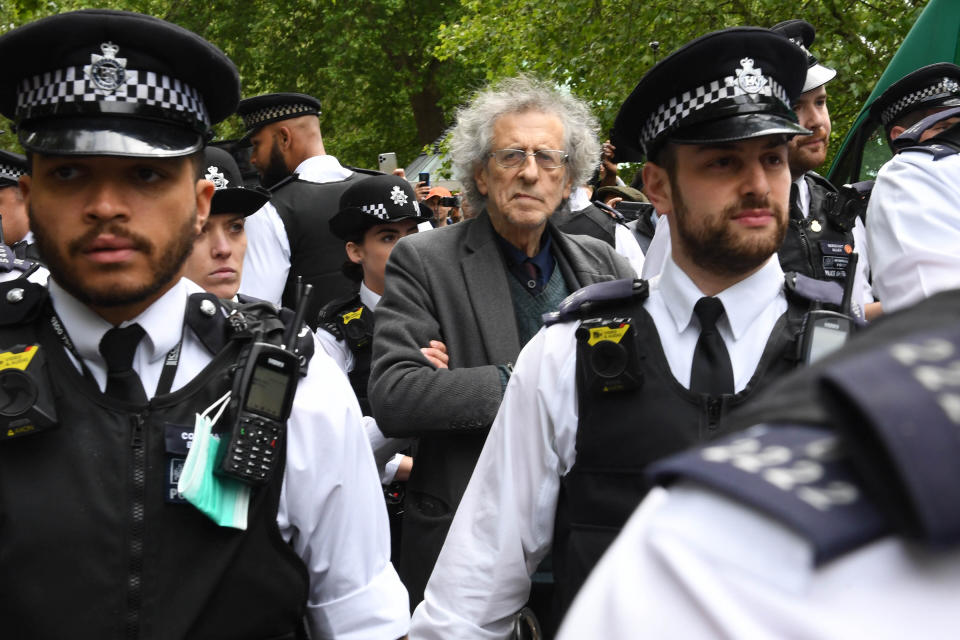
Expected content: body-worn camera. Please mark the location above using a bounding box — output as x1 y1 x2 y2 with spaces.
575 317 643 394
0 344 58 441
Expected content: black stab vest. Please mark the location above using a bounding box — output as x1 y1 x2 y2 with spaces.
317 291 374 415
777 172 857 285
270 169 375 326
0 287 308 640
552 290 810 614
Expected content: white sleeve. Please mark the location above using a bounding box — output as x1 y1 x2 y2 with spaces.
239 202 291 306
313 327 355 375
867 152 960 312
613 223 645 276
409 323 581 640
851 217 875 308
278 349 409 639
641 215 671 280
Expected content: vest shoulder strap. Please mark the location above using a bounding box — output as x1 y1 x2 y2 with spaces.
543 278 648 327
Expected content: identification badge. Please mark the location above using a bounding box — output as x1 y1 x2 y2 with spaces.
163 423 193 504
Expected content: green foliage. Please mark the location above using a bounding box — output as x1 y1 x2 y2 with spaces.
0 0 931 173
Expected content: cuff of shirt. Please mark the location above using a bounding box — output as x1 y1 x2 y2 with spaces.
382 453 404 484
307 562 410 639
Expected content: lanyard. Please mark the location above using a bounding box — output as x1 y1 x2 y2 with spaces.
47 307 184 398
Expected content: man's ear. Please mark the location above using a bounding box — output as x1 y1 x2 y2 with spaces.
195 178 214 234
474 163 489 196
345 241 364 265
889 124 906 141
277 125 292 149
642 161 673 216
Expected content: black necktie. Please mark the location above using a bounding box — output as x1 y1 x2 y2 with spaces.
690 297 734 395
790 182 803 220
99 324 148 404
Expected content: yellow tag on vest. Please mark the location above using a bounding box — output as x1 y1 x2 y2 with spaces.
0 345 39 370
341 307 364 324
587 325 629 346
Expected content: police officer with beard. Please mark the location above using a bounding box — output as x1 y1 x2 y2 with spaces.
0 10 408 639
410 27 846 639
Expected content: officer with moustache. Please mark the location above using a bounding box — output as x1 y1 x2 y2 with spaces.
0 10 408 639
409 27 840 638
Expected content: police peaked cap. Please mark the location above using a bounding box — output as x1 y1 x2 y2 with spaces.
611 27 809 162
0 150 27 187
329 174 433 241
203 146 269 217
0 9 240 157
771 19 837 94
869 62 960 128
237 93 322 135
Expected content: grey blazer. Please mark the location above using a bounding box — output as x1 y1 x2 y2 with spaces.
369 210 634 605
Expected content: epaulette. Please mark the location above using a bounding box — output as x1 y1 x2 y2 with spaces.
820 324 960 548
267 173 299 193
783 272 846 312
649 423 891 565
543 278 648 326
0 244 38 275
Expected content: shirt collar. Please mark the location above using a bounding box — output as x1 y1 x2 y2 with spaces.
495 230 554 272
48 277 194 366
359 281 381 311
293 155 352 183
659 254 784 340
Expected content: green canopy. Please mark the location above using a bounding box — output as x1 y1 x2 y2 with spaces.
829 0 960 184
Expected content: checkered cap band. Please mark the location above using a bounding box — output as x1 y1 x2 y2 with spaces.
360 203 389 220
0 162 24 182
241 103 318 131
641 74 790 146
881 78 960 126
16 66 209 129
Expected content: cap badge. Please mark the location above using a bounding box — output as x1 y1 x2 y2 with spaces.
389 185 409 206
87 42 127 93
734 58 767 94
205 166 229 189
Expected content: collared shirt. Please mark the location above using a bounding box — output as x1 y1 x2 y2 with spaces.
48 277 409 638
239 155 353 305
557 485 960 639
867 150 960 312
408 255 788 639
496 231 555 294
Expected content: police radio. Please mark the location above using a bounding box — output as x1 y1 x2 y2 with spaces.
799 254 858 364
216 285 312 485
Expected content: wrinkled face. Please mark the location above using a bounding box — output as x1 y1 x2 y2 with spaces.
788 85 831 176
248 125 290 188
660 137 790 278
474 111 572 235
183 213 247 299
346 219 419 295
22 155 210 313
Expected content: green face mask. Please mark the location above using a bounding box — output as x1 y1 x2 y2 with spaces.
178 392 251 530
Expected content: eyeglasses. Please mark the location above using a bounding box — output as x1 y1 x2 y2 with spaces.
488 148 569 169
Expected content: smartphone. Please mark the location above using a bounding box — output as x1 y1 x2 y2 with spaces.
419 171 430 186
378 152 398 174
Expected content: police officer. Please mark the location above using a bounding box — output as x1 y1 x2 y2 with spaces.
557 237 960 640
0 10 408 639
409 27 844 638
771 20 875 317
182 146 269 299
870 62 960 147
236 91 380 321
0 150 30 252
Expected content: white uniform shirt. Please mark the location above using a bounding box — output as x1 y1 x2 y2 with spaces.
48 277 409 639
641 182 874 312
239 155 354 304
314 282 411 483
408 256 788 639
867 151 960 313
558 484 960 639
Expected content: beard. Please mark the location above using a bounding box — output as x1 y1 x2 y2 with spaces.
671 181 786 278
257 141 292 189
30 205 198 308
